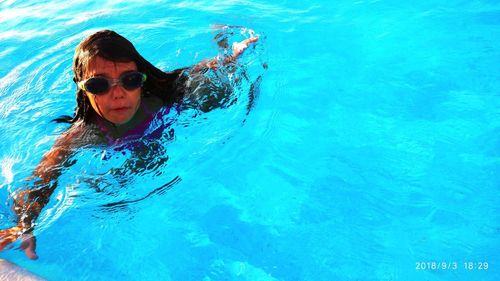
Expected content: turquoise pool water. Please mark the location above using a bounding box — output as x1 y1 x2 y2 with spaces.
1 0 499 280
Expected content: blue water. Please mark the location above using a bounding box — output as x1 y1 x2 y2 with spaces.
1 0 499 280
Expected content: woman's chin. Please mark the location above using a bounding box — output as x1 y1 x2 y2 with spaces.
106 112 134 125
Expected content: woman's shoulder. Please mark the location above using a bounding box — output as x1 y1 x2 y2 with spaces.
54 121 106 149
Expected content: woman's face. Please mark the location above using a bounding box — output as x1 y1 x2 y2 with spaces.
84 56 141 125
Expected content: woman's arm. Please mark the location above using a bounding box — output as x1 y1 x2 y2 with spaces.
0 125 83 259
192 37 259 71
182 37 259 112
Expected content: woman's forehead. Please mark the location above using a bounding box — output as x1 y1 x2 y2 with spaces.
85 56 137 77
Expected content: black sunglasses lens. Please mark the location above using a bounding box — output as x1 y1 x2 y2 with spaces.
121 72 144 90
85 78 109 95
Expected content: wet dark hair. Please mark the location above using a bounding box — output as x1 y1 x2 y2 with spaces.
54 30 186 124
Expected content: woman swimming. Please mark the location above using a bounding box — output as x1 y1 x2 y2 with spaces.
0 29 258 259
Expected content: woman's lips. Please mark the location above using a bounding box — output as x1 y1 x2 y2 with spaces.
111 107 130 112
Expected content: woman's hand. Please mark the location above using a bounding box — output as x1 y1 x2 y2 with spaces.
202 37 259 70
0 226 38 260
231 37 259 58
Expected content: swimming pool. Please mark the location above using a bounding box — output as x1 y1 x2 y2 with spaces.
1 0 499 280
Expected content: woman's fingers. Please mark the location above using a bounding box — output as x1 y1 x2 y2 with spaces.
232 37 259 57
20 236 38 260
243 37 258 44
0 227 37 260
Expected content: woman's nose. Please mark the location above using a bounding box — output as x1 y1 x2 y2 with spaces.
110 83 126 99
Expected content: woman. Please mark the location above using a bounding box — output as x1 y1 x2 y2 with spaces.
0 30 257 259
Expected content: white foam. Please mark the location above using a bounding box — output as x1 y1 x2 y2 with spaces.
0 157 17 185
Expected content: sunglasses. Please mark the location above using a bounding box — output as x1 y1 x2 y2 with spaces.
77 71 147 95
